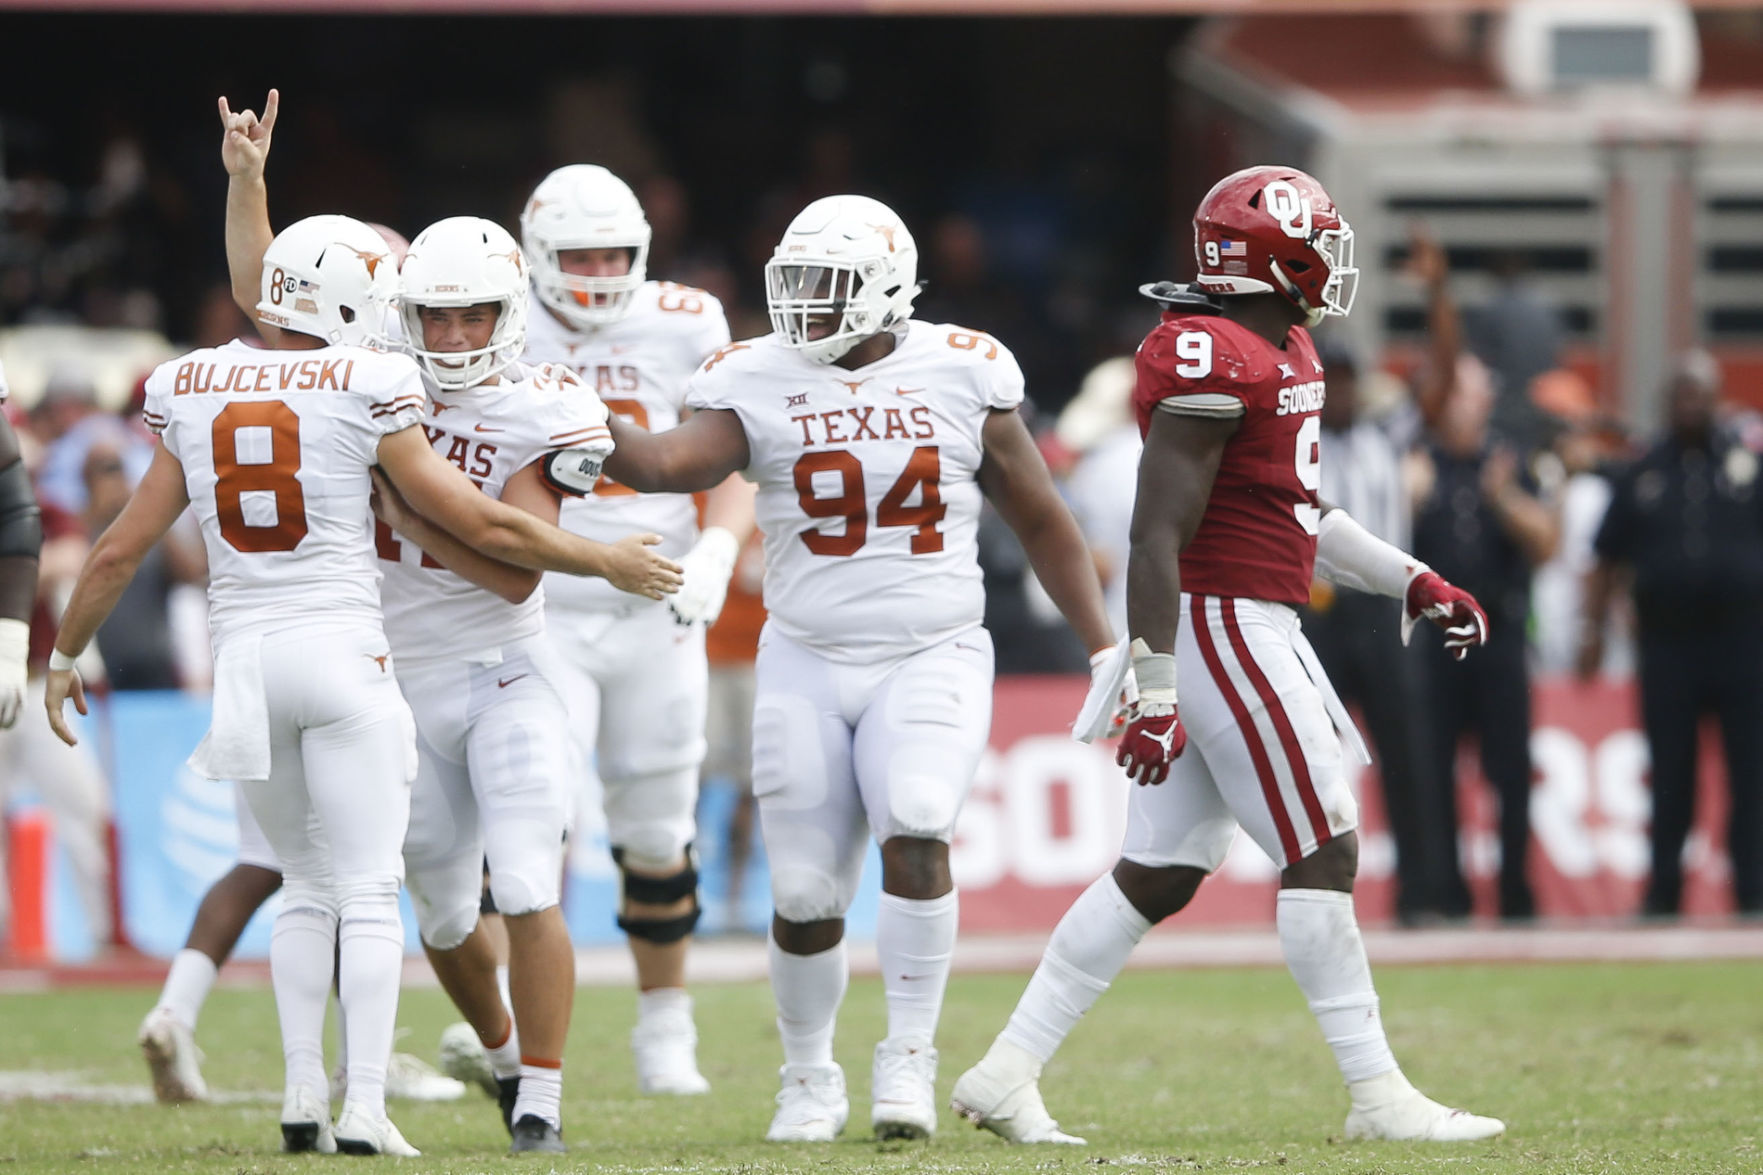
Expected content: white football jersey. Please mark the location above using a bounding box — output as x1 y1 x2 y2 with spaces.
0 357 9 403
141 339 425 644
686 322 1024 662
523 280 730 612
378 362 610 665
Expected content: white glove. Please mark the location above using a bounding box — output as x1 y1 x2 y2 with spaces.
669 527 741 626
0 618 28 730
1073 641 1137 743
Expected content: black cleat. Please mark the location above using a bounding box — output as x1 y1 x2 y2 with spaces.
281 1121 322 1153
498 1075 521 1135
509 1113 566 1154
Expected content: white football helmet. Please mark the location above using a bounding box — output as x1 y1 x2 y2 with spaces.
766 194 919 365
257 215 399 349
521 165 650 329
399 217 530 390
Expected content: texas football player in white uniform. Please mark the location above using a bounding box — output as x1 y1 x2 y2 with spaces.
602 195 1116 1143
371 215 658 1154
47 214 675 1158
519 164 755 1094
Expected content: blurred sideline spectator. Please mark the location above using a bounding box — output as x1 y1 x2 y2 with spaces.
1581 352 1763 916
1527 370 1634 678
1466 249 1567 451
1304 333 1445 925
1057 356 1139 637
1407 230 1560 921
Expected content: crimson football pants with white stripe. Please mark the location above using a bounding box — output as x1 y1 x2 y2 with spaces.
1122 594 1359 872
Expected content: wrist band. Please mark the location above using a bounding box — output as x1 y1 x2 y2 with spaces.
48 648 78 672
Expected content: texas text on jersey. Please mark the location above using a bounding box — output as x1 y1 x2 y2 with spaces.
524 279 731 610
141 339 427 643
686 321 1022 662
1133 313 1327 606
377 362 610 661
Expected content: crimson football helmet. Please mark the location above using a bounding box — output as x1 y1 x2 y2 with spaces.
1192 166 1357 327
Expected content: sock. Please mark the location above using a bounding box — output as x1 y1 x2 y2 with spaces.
337 893 405 1117
483 1017 522 1081
157 948 219 1031
1276 889 1398 1085
769 934 848 1067
876 889 958 1045
496 963 512 1013
638 986 691 1022
512 1059 562 1130
1000 873 1151 1064
269 901 338 1102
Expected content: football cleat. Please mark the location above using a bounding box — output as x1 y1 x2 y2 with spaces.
280 1086 337 1154
766 1062 848 1142
632 1000 711 1095
139 1006 208 1104
334 1104 421 1156
871 1038 938 1140
438 1021 498 1098
950 1051 1087 1146
509 1113 567 1154
1344 1071 1506 1142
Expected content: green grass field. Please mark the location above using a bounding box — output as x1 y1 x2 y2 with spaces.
2 961 1759 1174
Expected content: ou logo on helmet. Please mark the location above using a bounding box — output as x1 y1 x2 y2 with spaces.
1263 180 1313 239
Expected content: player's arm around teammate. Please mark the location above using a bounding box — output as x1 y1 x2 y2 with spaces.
375 413 681 596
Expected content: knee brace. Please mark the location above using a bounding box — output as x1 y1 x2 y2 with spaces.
0 453 43 560
612 845 701 944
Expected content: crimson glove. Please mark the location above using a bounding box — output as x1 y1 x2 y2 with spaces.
1116 702 1187 786
1404 571 1490 661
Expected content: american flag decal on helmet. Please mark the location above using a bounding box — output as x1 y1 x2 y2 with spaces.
1219 239 1248 257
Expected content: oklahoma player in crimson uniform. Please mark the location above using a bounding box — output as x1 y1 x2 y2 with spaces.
952 166 1505 1145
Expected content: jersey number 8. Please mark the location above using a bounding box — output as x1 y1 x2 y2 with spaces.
212 401 308 553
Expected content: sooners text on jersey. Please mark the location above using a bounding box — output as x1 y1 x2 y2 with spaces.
1133 314 1326 605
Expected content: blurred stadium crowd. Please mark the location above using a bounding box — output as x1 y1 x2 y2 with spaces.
3 11 1762 953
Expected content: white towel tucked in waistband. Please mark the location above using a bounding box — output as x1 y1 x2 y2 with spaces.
1290 628 1372 767
188 636 271 782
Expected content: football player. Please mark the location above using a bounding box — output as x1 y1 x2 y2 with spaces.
601 194 1117 1143
136 106 460 1105
0 358 35 732
215 94 681 1155
949 166 1506 1145
46 213 675 1157
519 164 754 1094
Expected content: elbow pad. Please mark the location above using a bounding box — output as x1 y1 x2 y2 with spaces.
541 437 615 498
0 455 42 559
1313 508 1424 599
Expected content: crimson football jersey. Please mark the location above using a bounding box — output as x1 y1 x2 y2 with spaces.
1133 313 1325 605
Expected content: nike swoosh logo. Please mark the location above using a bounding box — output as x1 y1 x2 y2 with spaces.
497 674 529 688
475 424 504 434
432 402 455 413
895 387 925 396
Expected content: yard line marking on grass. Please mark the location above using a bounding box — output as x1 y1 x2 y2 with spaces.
0 1071 276 1105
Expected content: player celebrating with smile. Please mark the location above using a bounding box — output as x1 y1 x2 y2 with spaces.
602 194 1117 1143
951 166 1505 1146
